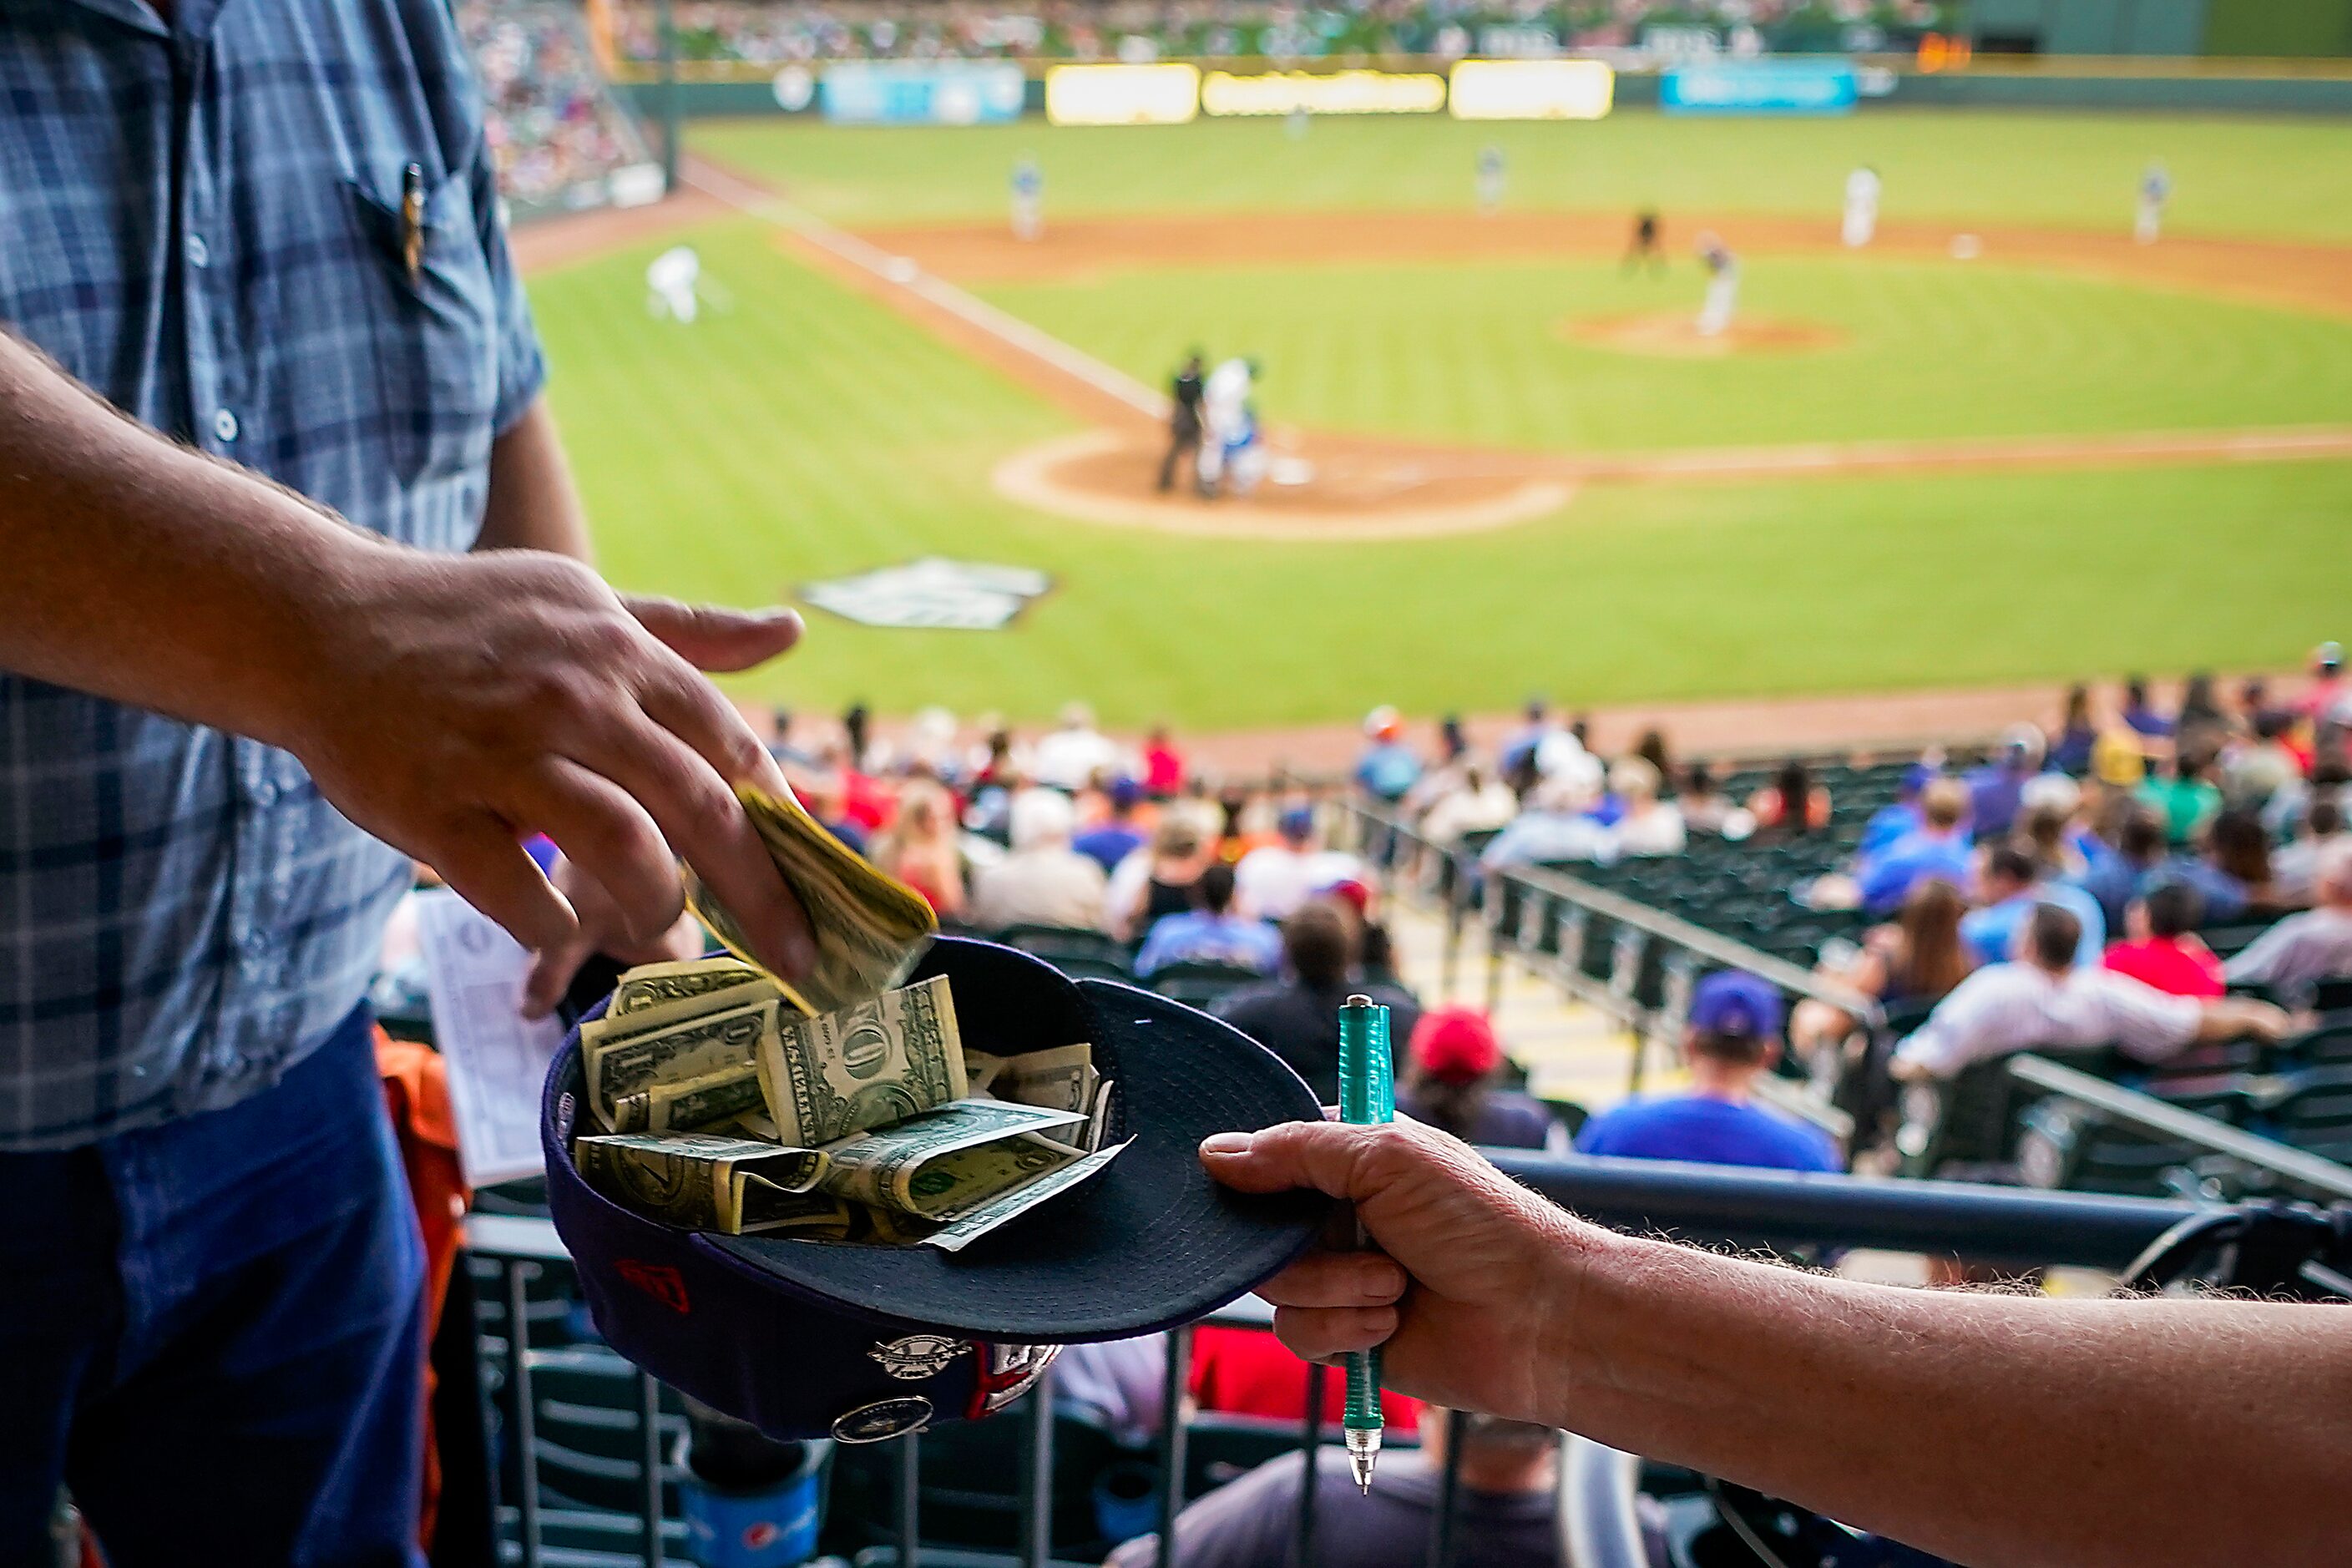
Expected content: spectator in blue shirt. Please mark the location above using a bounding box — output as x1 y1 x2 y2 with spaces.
1857 778 1974 917
1575 972 1842 1173
2049 683 2097 776
1074 776 1148 876
2121 675 2175 745
1857 762 1937 862
1960 842 2107 968
1357 706 1424 803
2082 804 2170 933
1965 726 2045 841
1136 864 1283 978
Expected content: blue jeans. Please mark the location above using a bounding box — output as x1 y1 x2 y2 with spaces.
0 1005 427 1567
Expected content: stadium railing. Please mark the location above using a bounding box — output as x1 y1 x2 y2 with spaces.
1327 795 1875 1135
462 1156 2263 1568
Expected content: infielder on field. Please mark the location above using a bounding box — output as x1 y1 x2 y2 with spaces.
1012 156 1044 242
1625 209 1666 275
1843 164 1880 248
1695 233 1740 337
2136 160 2171 245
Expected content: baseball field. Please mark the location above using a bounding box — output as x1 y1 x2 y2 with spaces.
522 109 2352 733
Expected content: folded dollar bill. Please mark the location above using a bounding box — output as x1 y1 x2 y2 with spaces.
574 1131 832 1234
689 783 938 1017
816 1098 1085 1216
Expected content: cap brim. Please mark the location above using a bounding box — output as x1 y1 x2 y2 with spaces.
555 937 1331 1340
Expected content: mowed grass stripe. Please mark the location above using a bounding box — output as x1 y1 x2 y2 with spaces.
696 113 2352 245
980 257 2352 452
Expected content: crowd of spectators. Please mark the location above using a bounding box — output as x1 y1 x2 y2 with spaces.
1352 652 2352 1145
461 0 659 215
609 0 1948 68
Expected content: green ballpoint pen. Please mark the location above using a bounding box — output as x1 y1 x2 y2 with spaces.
1337 993 1393 1495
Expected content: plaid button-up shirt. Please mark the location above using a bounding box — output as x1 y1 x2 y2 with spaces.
0 0 546 1148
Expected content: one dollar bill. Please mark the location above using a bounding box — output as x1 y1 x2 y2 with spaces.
816 1098 1085 1216
574 1130 833 1234
689 782 938 1017
756 974 969 1147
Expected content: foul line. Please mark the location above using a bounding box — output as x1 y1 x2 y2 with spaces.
684 159 1169 422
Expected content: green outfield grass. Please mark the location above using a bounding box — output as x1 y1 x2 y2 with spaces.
981 256 2352 452
533 217 2352 729
695 111 2352 243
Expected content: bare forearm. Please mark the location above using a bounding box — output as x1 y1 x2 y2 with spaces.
0 330 380 744
1555 1234 2352 1565
476 397 592 561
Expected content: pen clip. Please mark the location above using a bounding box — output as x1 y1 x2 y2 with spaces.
400 162 425 287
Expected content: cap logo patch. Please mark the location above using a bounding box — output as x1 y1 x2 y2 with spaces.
832 1396 934 1444
615 1259 690 1314
870 1333 970 1380
973 1341 1064 1415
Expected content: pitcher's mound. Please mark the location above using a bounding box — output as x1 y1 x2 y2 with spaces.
993 430 1576 541
1560 313 1845 359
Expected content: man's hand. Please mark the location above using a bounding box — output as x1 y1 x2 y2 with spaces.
1201 1117 1594 1427
285 545 817 982
521 852 710 1019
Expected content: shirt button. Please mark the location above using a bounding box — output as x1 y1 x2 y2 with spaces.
185 233 210 268
212 407 239 443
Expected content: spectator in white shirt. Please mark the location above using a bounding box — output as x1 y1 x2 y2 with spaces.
1234 807 1365 923
967 787 1108 931
1893 902 2291 1082
2267 797 2346 908
1029 701 1123 792
1417 763 1519 847
2225 838 2352 1004
1610 757 1687 857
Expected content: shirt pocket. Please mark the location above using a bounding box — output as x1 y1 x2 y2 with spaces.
344 166 501 485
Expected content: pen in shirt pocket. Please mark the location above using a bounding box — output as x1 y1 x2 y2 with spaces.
400 162 425 286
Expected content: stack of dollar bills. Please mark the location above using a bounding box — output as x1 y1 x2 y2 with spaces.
574 959 1126 1252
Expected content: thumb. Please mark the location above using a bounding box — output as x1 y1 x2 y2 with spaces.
1200 1120 1393 1200
625 595 804 673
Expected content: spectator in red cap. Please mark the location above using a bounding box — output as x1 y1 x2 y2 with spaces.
1398 1007 1561 1151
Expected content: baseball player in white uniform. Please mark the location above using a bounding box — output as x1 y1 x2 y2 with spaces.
1843 164 1880 248
645 245 702 322
1195 357 1263 498
2135 161 2171 245
1694 233 1740 338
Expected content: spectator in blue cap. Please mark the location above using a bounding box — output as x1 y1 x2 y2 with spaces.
1573 972 1841 1173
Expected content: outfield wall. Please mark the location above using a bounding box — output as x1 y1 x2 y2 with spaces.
621 61 2352 121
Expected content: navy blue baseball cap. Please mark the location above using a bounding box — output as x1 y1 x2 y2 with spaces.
543 937 1328 1444
1687 970 1784 1041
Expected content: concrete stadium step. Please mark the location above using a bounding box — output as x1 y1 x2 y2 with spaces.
1384 897 1679 1116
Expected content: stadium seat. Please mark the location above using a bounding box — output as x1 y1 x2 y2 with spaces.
827 1401 1122 1560
1146 960 1268 1012
992 924 1138 984
2271 1067 2352 1166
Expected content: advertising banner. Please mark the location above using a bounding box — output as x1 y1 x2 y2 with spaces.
1201 69 1447 116
819 61 1027 125
1660 60 1858 114
1448 58 1615 120
1044 63 1202 126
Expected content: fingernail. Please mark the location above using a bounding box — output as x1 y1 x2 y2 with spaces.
1200 1132 1253 1156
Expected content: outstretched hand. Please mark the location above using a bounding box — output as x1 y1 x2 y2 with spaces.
286 548 815 985
1201 1117 1594 1427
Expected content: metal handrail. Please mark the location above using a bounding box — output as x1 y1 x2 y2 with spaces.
1496 858 1884 1025
2007 1053 2352 1204
460 1149 2238 1567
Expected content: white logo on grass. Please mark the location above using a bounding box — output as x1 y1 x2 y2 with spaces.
801 558 1053 631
